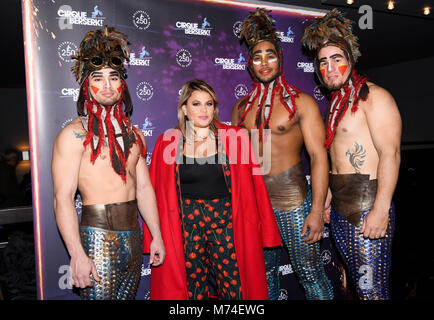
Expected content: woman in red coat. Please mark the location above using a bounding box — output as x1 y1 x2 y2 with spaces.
143 79 281 300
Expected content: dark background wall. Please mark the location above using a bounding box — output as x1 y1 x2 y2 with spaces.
365 56 434 144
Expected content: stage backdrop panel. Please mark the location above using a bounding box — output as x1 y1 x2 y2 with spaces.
22 0 348 299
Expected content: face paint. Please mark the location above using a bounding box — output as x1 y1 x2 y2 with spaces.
104 76 111 89
91 85 100 95
338 63 348 76
117 84 122 93
252 54 278 65
320 66 326 79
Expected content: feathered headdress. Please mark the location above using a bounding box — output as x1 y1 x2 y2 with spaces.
239 8 281 53
303 9 369 151
71 27 145 183
302 8 361 64
71 26 130 84
237 8 300 142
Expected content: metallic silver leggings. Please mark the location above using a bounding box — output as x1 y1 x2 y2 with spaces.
265 189 334 300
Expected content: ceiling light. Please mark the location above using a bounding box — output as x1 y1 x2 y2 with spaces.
347 0 354 5
387 1 394 10
424 7 430 15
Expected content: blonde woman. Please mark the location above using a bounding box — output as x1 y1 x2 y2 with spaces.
143 79 281 300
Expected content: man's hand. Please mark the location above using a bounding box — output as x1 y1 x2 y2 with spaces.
301 210 324 244
360 207 389 239
149 236 166 267
70 253 100 288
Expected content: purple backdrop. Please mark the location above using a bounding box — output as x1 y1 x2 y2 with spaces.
22 0 348 300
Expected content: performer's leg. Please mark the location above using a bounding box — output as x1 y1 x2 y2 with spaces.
274 189 334 300
79 227 128 300
115 230 142 300
330 206 395 300
263 246 282 300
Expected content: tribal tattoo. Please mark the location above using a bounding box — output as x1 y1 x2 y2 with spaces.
345 142 366 173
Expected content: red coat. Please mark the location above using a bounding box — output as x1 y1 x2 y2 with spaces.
143 123 281 299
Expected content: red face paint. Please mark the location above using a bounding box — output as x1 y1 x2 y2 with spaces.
117 85 121 93
320 66 326 79
338 64 348 76
91 85 100 95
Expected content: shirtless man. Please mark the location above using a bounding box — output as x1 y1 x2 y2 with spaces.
303 9 401 299
52 27 165 300
231 8 333 300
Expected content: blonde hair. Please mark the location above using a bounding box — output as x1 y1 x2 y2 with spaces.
177 79 220 138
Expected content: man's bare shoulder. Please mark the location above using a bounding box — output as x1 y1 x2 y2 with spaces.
363 82 397 112
54 118 86 148
295 91 322 115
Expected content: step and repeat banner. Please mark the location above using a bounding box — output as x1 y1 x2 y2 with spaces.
22 0 349 300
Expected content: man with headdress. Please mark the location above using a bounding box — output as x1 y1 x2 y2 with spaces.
232 8 333 300
51 26 165 299
302 9 401 299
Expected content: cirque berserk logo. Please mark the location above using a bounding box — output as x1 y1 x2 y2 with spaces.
133 10 151 30
277 25 295 43
297 61 314 73
128 45 152 67
60 87 80 102
57 4 105 30
214 54 247 71
174 17 212 36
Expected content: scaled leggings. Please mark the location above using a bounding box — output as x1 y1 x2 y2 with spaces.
181 196 242 300
330 205 395 300
79 227 142 300
265 189 334 300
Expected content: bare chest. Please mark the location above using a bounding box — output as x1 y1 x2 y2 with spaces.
241 97 299 135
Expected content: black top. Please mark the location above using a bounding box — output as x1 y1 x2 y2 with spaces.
179 153 230 199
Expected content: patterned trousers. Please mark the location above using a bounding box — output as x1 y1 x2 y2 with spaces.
265 189 334 300
79 226 142 300
181 196 242 300
330 206 395 300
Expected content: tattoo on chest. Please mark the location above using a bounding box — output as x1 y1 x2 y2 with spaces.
73 130 86 140
345 142 366 174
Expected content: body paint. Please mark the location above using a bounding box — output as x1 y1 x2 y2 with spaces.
338 63 348 76
91 85 100 95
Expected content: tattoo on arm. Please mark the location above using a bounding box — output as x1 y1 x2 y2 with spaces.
345 142 366 173
73 130 86 141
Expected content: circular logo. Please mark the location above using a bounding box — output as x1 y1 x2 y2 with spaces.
176 49 192 68
57 41 77 63
321 249 332 265
74 194 82 217
234 84 248 99
61 118 73 129
278 289 288 300
136 81 154 101
133 10 151 30
233 21 242 38
313 85 325 101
